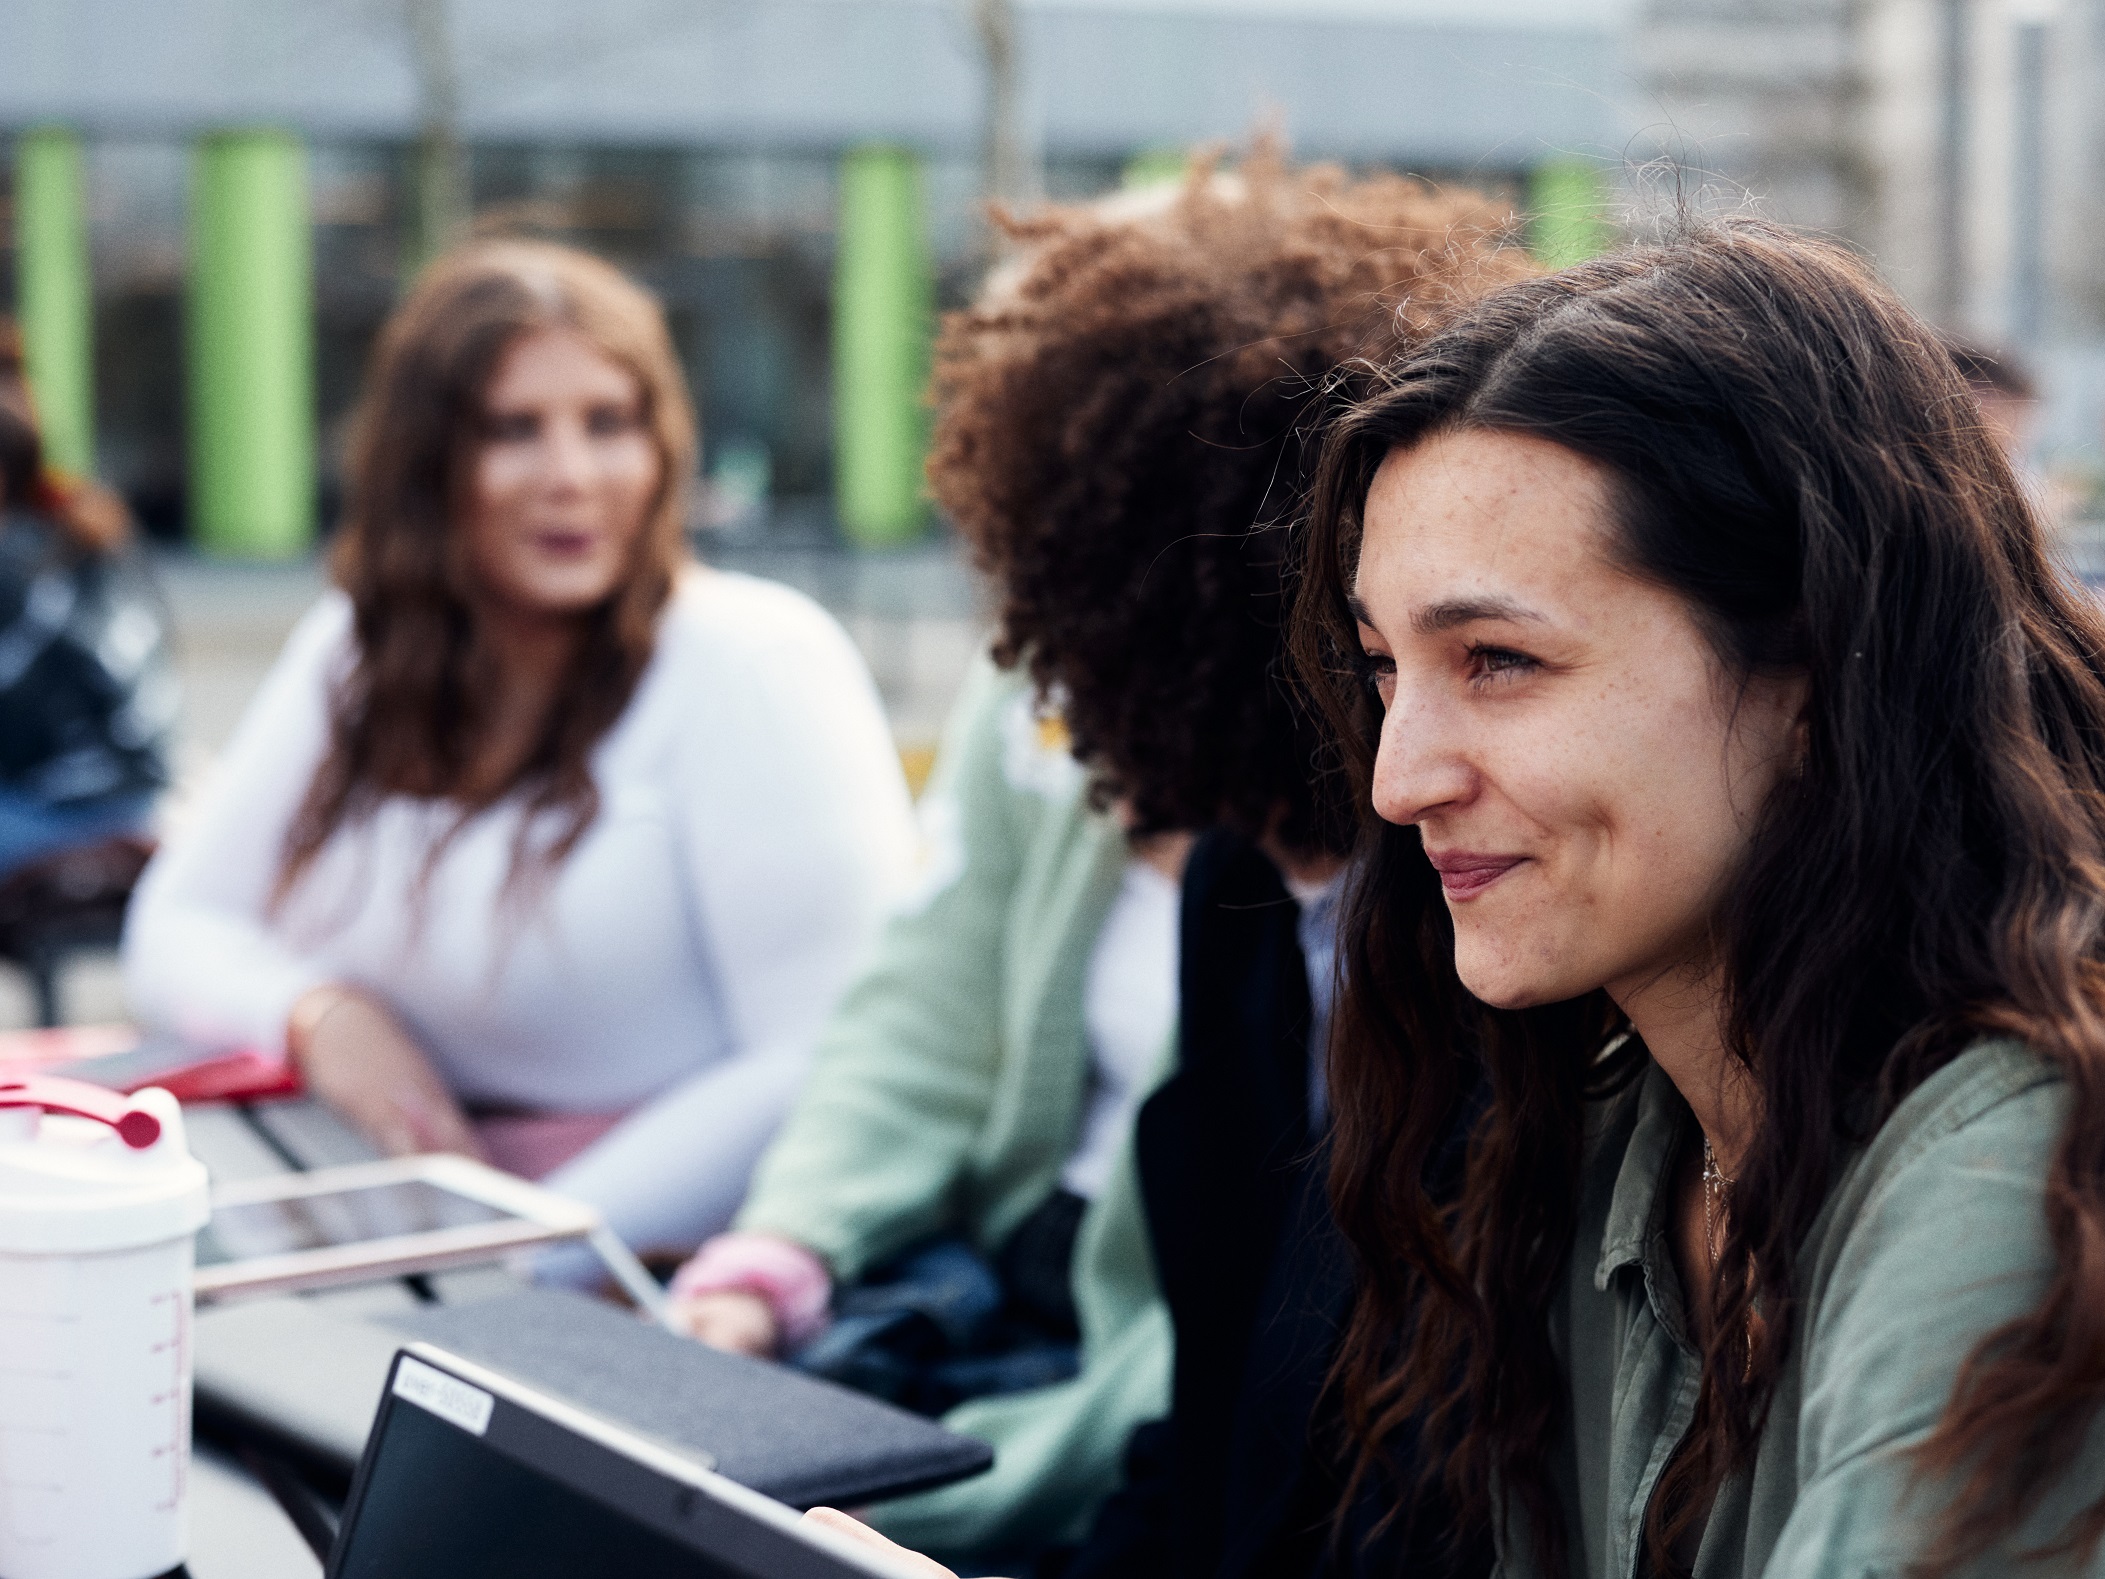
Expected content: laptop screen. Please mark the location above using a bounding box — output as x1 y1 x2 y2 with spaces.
331 1384 736 1578
327 1350 895 1579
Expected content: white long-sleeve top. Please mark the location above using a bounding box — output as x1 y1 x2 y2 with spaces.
123 567 917 1252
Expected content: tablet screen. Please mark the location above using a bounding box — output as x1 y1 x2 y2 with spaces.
198 1180 513 1265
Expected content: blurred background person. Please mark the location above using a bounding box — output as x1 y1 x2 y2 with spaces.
670 151 1521 1573
1938 337 2089 539
122 241 915 1267
1944 335 2041 472
0 318 173 881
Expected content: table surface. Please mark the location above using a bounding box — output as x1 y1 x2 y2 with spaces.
190 1446 323 1579
182 1096 514 1578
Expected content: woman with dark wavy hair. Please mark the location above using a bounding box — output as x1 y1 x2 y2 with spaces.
125 241 913 1266
1288 218 2105 1577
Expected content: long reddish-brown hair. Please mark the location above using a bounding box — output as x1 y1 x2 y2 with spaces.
1293 220 2105 1575
279 240 695 900
0 317 130 554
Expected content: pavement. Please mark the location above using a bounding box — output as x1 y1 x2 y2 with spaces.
0 536 986 1030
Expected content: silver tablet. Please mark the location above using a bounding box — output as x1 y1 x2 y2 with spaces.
196 1154 666 1319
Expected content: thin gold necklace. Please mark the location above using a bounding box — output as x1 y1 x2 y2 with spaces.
1701 1137 1735 1268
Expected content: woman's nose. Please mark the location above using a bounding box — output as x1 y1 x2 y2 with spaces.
1370 690 1472 827
538 417 596 491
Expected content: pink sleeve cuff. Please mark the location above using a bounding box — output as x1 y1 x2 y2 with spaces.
670 1232 834 1348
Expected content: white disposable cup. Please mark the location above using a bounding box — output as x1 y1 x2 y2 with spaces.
0 1087 209 1579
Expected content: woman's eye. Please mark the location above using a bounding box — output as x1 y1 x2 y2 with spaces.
485 411 538 443
1465 643 1538 685
586 405 642 437
1357 651 1396 701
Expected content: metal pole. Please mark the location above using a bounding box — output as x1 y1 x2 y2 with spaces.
972 0 1031 212
2010 20 2048 345
404 0 469 274
187 131 316 559
833 146 931 549
1937 0 1970 324
14 127 95 478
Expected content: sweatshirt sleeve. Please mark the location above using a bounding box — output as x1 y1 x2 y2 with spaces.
120 595 353 1053
540 578 918 1256
733 657 1032 1280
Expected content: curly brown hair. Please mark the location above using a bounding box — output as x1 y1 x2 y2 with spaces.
927 145 1531 853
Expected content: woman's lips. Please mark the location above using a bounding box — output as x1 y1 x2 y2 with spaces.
533 530 596 559
1425 851 1524 899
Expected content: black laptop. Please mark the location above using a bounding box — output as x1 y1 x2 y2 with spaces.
327 1344 925 1579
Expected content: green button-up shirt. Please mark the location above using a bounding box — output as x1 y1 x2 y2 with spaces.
1500 1039 2105 1579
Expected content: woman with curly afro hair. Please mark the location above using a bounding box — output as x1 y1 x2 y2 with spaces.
672 146 1530 1575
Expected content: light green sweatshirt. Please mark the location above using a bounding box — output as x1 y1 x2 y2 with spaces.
736 658 1171 1562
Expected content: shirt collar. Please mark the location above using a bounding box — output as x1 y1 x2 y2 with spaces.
1594 1060 1688 1292
1282 865 1346 910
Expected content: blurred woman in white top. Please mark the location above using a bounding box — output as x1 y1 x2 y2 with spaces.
123 240 916 1262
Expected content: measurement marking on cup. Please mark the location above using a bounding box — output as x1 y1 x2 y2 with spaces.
151 1282 191 1514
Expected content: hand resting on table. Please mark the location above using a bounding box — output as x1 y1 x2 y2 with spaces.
287 983 486 1161
673 1288 781 1357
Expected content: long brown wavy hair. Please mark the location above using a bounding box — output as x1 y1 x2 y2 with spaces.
279 241 695 901
1291 220 2105 1576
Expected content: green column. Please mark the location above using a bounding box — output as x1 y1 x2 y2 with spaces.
833 145 932 548
1121 148 1187 191
1529 157 1612 270
187 130 315 558
15 128 95 478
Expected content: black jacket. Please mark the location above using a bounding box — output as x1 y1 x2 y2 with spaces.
1059 829 1487 1579
0 511 171 804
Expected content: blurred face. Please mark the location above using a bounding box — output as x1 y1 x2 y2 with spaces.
1975 388 2039 469
1351 429 1803 1013
462 327 662 618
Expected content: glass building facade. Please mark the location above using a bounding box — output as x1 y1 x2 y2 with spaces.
0 1 1618 552
0 136 1151 543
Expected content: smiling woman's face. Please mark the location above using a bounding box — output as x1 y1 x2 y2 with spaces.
463 326 663 619
1351 428 1803 1012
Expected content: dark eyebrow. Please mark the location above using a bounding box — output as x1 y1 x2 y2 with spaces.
1409 596 1544 636
1346 589 1545 636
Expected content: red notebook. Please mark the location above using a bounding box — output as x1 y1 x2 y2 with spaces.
0 1024 301 1103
